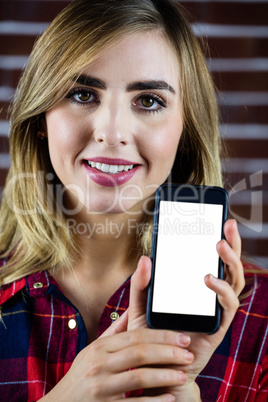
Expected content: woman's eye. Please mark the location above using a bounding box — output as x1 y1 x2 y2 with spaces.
74 92 92 102
66 88 98 105
134 94 166 113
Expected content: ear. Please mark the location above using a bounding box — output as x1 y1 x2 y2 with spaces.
37 114 48 139
38 113 47 132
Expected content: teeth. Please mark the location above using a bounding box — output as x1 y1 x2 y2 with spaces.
101 163 109 173
87 161 134 174
109 165 118 174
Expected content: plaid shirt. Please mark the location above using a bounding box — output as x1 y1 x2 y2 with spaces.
0 260 267 401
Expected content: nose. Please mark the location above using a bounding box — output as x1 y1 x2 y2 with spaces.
93 100 130 147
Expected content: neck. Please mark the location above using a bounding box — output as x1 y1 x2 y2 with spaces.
52 207 151 342
66 210 146 280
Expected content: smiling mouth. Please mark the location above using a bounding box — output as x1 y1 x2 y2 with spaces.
86 160 135 174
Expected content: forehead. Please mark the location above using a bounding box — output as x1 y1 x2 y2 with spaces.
80 31 180 88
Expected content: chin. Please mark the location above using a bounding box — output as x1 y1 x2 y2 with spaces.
86 203 141 216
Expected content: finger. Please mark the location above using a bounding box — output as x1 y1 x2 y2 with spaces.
109 367 187 395
223 219 241 259
98 328 191 353
100 309 129 338
108 343 194 373
128 255 152 329
216 240 245 295
204 274 240 331
126 396 175 402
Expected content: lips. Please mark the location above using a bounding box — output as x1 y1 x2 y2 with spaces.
83 157 140 187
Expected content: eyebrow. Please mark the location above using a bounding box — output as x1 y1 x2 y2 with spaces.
75 75 107 89
127 80 176 94
74 75 176 94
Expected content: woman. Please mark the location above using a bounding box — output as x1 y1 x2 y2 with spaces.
0 0 267 400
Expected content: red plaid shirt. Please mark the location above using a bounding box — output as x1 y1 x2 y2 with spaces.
0 259 268 401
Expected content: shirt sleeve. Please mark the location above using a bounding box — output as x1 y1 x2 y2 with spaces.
256 354 268 401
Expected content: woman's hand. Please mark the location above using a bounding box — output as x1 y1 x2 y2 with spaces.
128 219 245 401
40 323 192 401
40 317 194 401
39 271 194 402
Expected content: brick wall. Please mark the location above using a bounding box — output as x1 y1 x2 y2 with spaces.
0 0 267 268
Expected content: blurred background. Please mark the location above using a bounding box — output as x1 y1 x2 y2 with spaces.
0 0 267 268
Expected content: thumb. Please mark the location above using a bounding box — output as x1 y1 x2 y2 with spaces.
100 309 129 338
128 255 152 330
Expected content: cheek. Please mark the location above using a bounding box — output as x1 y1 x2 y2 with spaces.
143 119 182 168
46 110 85 161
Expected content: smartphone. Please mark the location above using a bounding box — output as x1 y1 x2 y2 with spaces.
146 183 228 334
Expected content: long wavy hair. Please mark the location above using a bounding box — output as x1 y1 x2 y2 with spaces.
0 0 223 284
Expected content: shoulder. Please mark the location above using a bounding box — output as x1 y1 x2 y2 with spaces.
0 257 27 305
232 262 268 342
242 261 268 305
243 260 268 275
0 279 27 306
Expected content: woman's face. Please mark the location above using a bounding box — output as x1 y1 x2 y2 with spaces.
45 31 183 216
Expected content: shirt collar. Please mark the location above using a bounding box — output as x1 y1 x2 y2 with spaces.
0 277 26 305
0 270 56 305
26 270 52 297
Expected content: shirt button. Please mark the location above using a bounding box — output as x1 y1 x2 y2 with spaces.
33 282 44 289
110 311 120 321
68 319 77 330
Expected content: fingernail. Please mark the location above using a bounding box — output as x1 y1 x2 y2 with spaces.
167 396 175 402
179 371 187 383
216 240 224 251
222 239 230 249
185 350 194 362
178 333 190 346
209 274 217 283
231 219 237 228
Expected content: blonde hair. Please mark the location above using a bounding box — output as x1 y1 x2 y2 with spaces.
0 0 222 284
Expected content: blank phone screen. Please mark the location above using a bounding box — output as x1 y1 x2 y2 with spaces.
152 201 223 316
